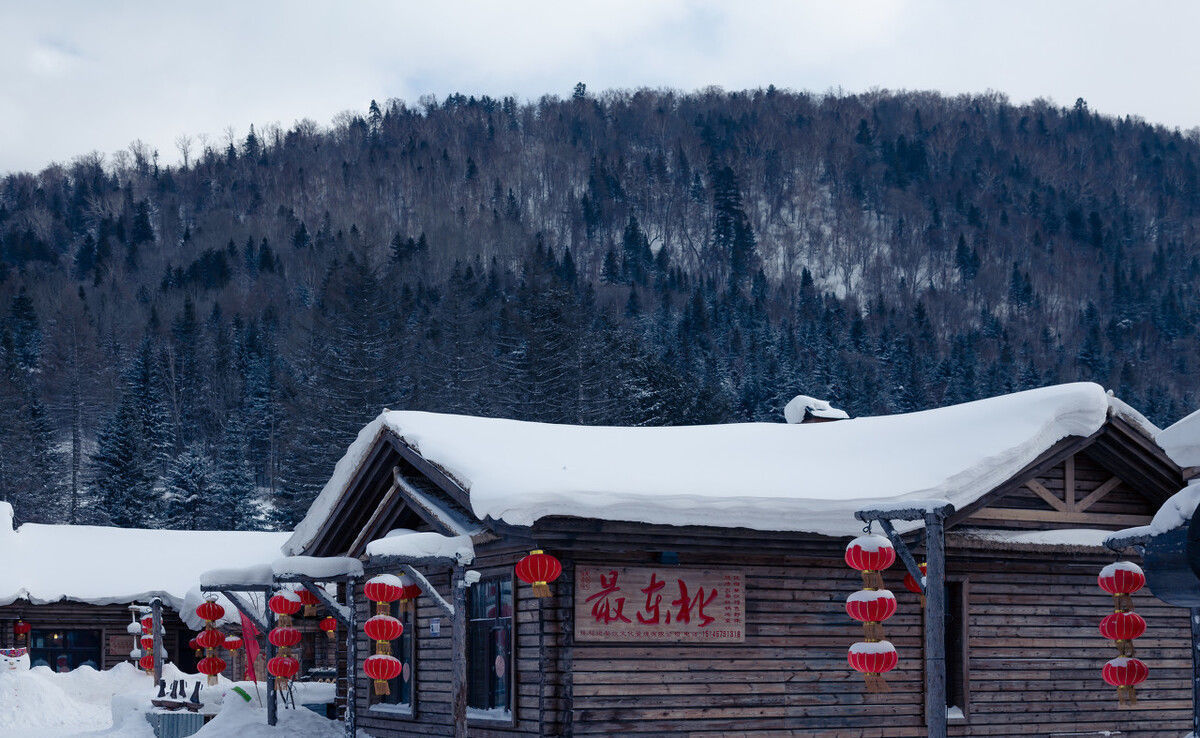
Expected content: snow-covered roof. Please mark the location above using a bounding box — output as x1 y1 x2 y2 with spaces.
1156 408 1200 468
783 395 849 423
284 383 1169 550
0 502 288 626
364 529 475 564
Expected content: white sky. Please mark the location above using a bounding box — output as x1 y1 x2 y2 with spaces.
4 0 1200 174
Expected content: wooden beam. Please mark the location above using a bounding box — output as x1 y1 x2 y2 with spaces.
1024 479 1067 512
968 508 1151 526
451 565 468 738
294 577 351 626
1064 455 1076 510
344 579 358 738
217 590 268 633
391 467 478 537
1074 476 1123 513
400 564 454 616
346 477 404 557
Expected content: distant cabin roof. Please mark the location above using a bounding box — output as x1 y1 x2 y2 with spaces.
0 503 289 628
286 382 1186 553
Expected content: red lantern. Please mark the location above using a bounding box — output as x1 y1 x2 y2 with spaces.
1103 656 1148 705
189 637 201 657
845 535 896 589
13 620 29 644
138 653 154 671
223 635 243 652
1099 611 1146 656
268 655 300 690
268 626 301 650
319 616 338 640
140 615 154 634
364 575 404 615
1099 562 1145 610
268 591 302 627
197 655 226 686
846 590 897 641
848 641 898 693
364 615 403 654
195 628 225 650
364 653 402 696
403 583 422 601
139 635 154 650
515 550 563 598
195 600 225 626
297 588 321 617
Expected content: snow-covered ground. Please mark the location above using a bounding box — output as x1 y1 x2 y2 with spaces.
0 662 344 738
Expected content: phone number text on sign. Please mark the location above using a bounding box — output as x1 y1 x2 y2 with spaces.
574 566 745 642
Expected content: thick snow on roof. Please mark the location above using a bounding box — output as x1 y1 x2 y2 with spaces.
287 383 1127 549
364 529 475 564
783 395 849 423
1157 407 1200 467
0 503 288 619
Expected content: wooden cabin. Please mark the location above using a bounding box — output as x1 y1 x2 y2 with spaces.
0 503 289 676
283 382 1198 736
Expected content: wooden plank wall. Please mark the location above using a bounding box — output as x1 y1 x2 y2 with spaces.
0 601 190 669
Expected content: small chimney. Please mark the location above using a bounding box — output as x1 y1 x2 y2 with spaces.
784 395 849 424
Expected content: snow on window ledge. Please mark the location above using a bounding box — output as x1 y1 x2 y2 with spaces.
368 703 414 718
946 705 965 721
466 706 513 723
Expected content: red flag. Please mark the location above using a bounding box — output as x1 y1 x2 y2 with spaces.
240 612 260 682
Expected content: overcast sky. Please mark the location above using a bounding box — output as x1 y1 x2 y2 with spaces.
4 1 1200 174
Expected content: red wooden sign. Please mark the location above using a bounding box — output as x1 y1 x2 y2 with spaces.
574 566 745 642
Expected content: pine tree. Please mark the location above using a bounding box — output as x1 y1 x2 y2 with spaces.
164 446 214 530
92 393 155 527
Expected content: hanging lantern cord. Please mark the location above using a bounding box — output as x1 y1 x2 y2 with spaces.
863 521 873 534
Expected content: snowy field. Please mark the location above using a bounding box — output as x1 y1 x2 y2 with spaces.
0 663 344 737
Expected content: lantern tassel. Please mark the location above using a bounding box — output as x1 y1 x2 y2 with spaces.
532 582 551 598
373 679 390 696
1118 685 1137 706
1115 639 1135 657
1113 593 1132 612
304 604 316 618
860 571 883 590
864 673 889 693
376 641 391 656
862 622 885 641
325 630 336 641
376 602 387 616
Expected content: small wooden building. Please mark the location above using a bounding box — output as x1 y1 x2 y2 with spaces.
0 503 289 675
284 382 1198 736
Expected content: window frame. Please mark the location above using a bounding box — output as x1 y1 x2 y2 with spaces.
944 575 971 724
366 581 419 719
466 572 516 727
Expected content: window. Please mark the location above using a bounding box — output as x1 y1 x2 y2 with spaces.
30 629 101 672
371 600 415 710
945 579 969 721
467 576 513 719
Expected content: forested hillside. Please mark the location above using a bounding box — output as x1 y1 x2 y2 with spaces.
3 85 1200 529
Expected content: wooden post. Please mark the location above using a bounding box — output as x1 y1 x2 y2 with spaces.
345 578 357 738
924 511 948 738
452 565 468 738
265 586 277 727
1191 607 1200 737
150 598 163 684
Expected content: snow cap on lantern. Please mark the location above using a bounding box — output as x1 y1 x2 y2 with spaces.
364 653 402 696
848 640 898 693
223 635 243 651
846 535 895 589
846 589 897 641
1103 656 1148 705
365 574 405 615
515 549 563 598
1099 561 1145 611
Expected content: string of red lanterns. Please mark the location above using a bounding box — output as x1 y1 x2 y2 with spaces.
267 590 304 691
1098 561 1148 705
363 575 404 695
194 597 227 685
845 534 899 692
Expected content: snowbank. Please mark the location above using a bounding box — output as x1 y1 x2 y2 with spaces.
957 527 1116 548
0 503 289 624
287 383 1116 548
364 529 474 564
783 394 849 423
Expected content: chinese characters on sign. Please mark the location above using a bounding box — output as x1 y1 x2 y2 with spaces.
575 567 745 642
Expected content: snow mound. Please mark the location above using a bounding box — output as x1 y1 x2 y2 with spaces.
0 662 148 735
783 395 849 423
365 529 474 563
287 383 1116 547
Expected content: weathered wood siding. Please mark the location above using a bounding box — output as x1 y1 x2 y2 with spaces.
0 600 190 669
